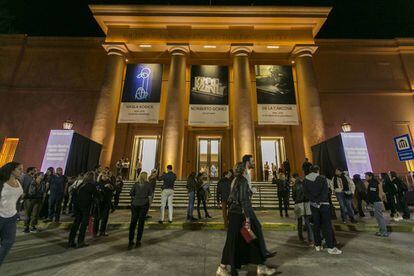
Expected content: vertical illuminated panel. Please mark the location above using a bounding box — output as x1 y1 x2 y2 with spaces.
41 130 74 174
0 138 19 167
340 132 373 177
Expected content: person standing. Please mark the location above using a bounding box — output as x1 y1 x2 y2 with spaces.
217 171 232 228
302 158 312 176
0 162 24 265
292 173 314 246
186 172 198 222
93 172 114 236
39 167 53 219
353 174 367 217
196 172 211 219
158 165 176 224
303 165 342 254
271 163 277 180
23 172 45 233
330 168 357 223
122 158 130 180
113 176 124 207
128 172 152 249
381 172 401 221
46 167 68 223
116 159 123 177
364 172 389 237
390 171 410 219
136 159 142 180
263 162 270 182
68 172 99 248
216 162 276 276
274 173 290 218
283 159 291 180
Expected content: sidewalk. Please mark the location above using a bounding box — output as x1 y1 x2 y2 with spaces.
19 208 414 233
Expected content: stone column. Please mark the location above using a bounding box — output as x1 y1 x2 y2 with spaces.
231 46 256 163
160 46 189 178
292 45 325 159
91 43 127 167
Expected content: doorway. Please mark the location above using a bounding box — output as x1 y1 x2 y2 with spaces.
197 138 221 180
260 137 286 180
130 136 159 180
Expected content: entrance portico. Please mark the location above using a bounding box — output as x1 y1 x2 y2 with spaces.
89 5 331 179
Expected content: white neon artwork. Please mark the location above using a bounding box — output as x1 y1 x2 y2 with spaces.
135 67 152 100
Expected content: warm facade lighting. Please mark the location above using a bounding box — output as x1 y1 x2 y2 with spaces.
63 119 74 130
139 44 152 48
341 122 352 132
267 45 280 49
203 45 216 49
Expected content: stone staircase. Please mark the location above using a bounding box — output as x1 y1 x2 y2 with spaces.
117 181 340 210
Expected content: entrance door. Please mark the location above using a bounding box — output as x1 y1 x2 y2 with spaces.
130 136 158 180
197 138 221 180
260 137 286 180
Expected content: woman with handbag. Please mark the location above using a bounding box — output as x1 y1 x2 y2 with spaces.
216 162 275 276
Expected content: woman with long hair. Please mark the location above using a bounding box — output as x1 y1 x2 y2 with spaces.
217 162 275 276
128 171 153 249
0 162 24 265
381 172 401 221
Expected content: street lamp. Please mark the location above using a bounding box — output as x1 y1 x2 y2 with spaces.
63 119 74 130
341 122 351 133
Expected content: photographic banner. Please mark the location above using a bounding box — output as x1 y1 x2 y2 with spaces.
189 65 229 126
118 64 163 123
255 65 299 125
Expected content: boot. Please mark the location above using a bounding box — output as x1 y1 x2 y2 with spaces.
257 265 276 275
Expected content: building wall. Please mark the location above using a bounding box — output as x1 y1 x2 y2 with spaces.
313 39 414 173
0 35 107 168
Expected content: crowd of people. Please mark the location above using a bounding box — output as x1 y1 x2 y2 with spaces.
0 156 412 272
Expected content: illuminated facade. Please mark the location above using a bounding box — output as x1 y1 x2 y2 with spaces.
1 5 414 179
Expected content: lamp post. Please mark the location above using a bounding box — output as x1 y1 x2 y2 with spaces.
63 119 74 130
341 122 351 133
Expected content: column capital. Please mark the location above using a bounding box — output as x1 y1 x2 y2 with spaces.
167 44 190 56
291 45 318 58
102 43 128 57
230 44 253 57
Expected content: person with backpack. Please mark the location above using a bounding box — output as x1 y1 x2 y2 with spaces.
186 172 198 222
390 171 410 219
364 172 388 237
23 172 46 233
330 168 357 223
68 172 99 248
0 162 24 265
93 172 114 237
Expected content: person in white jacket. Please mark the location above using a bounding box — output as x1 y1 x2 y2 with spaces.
329 168 357 223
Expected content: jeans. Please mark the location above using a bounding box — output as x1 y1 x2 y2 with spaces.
0 215 17 265
197 191 209 218
24 199 42 227
129 204 149 242
187 191 195 218
336 192 355 221
278 192 289 216
94 204 110 235
373 202 388 235
356 192 366 217
68 206 90 244
396 194 410 219
310 204 334 249
298 215 314 242
386 194 398 217
48 194 64 221
221 200 228 229
160 189 174 222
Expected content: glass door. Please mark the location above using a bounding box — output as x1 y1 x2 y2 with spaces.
130 136 158 180
260 137 286 180
197 138 221 180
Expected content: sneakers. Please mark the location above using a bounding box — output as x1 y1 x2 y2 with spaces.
375 232 389 237
315 245 323 252
327 247 342 255
216 265 230 276
30 226 39 233
23 226 30 233
257 264 277 275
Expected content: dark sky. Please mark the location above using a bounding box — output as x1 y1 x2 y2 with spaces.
1 0 414 39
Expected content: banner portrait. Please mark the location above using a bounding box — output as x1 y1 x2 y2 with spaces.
118 64 163 123
255 65 299 125
189 65 229 126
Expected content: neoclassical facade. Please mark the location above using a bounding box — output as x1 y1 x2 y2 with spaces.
1 5 414 179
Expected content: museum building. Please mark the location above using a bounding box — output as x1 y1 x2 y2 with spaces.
1 4 414 180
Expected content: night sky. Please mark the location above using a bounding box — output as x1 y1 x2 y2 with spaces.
0 0 414 39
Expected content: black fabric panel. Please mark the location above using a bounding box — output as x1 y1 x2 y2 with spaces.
311 135 347 179
65 133 102 177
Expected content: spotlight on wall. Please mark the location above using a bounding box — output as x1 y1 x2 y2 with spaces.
63 119 74 130
291 60 295 64
203 45 216 49
139 44 152 48
341 122 352 133
267 45 280 49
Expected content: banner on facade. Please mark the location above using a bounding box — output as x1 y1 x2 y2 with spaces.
255 65 299 125
189 65 229 126
118 64 163 123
